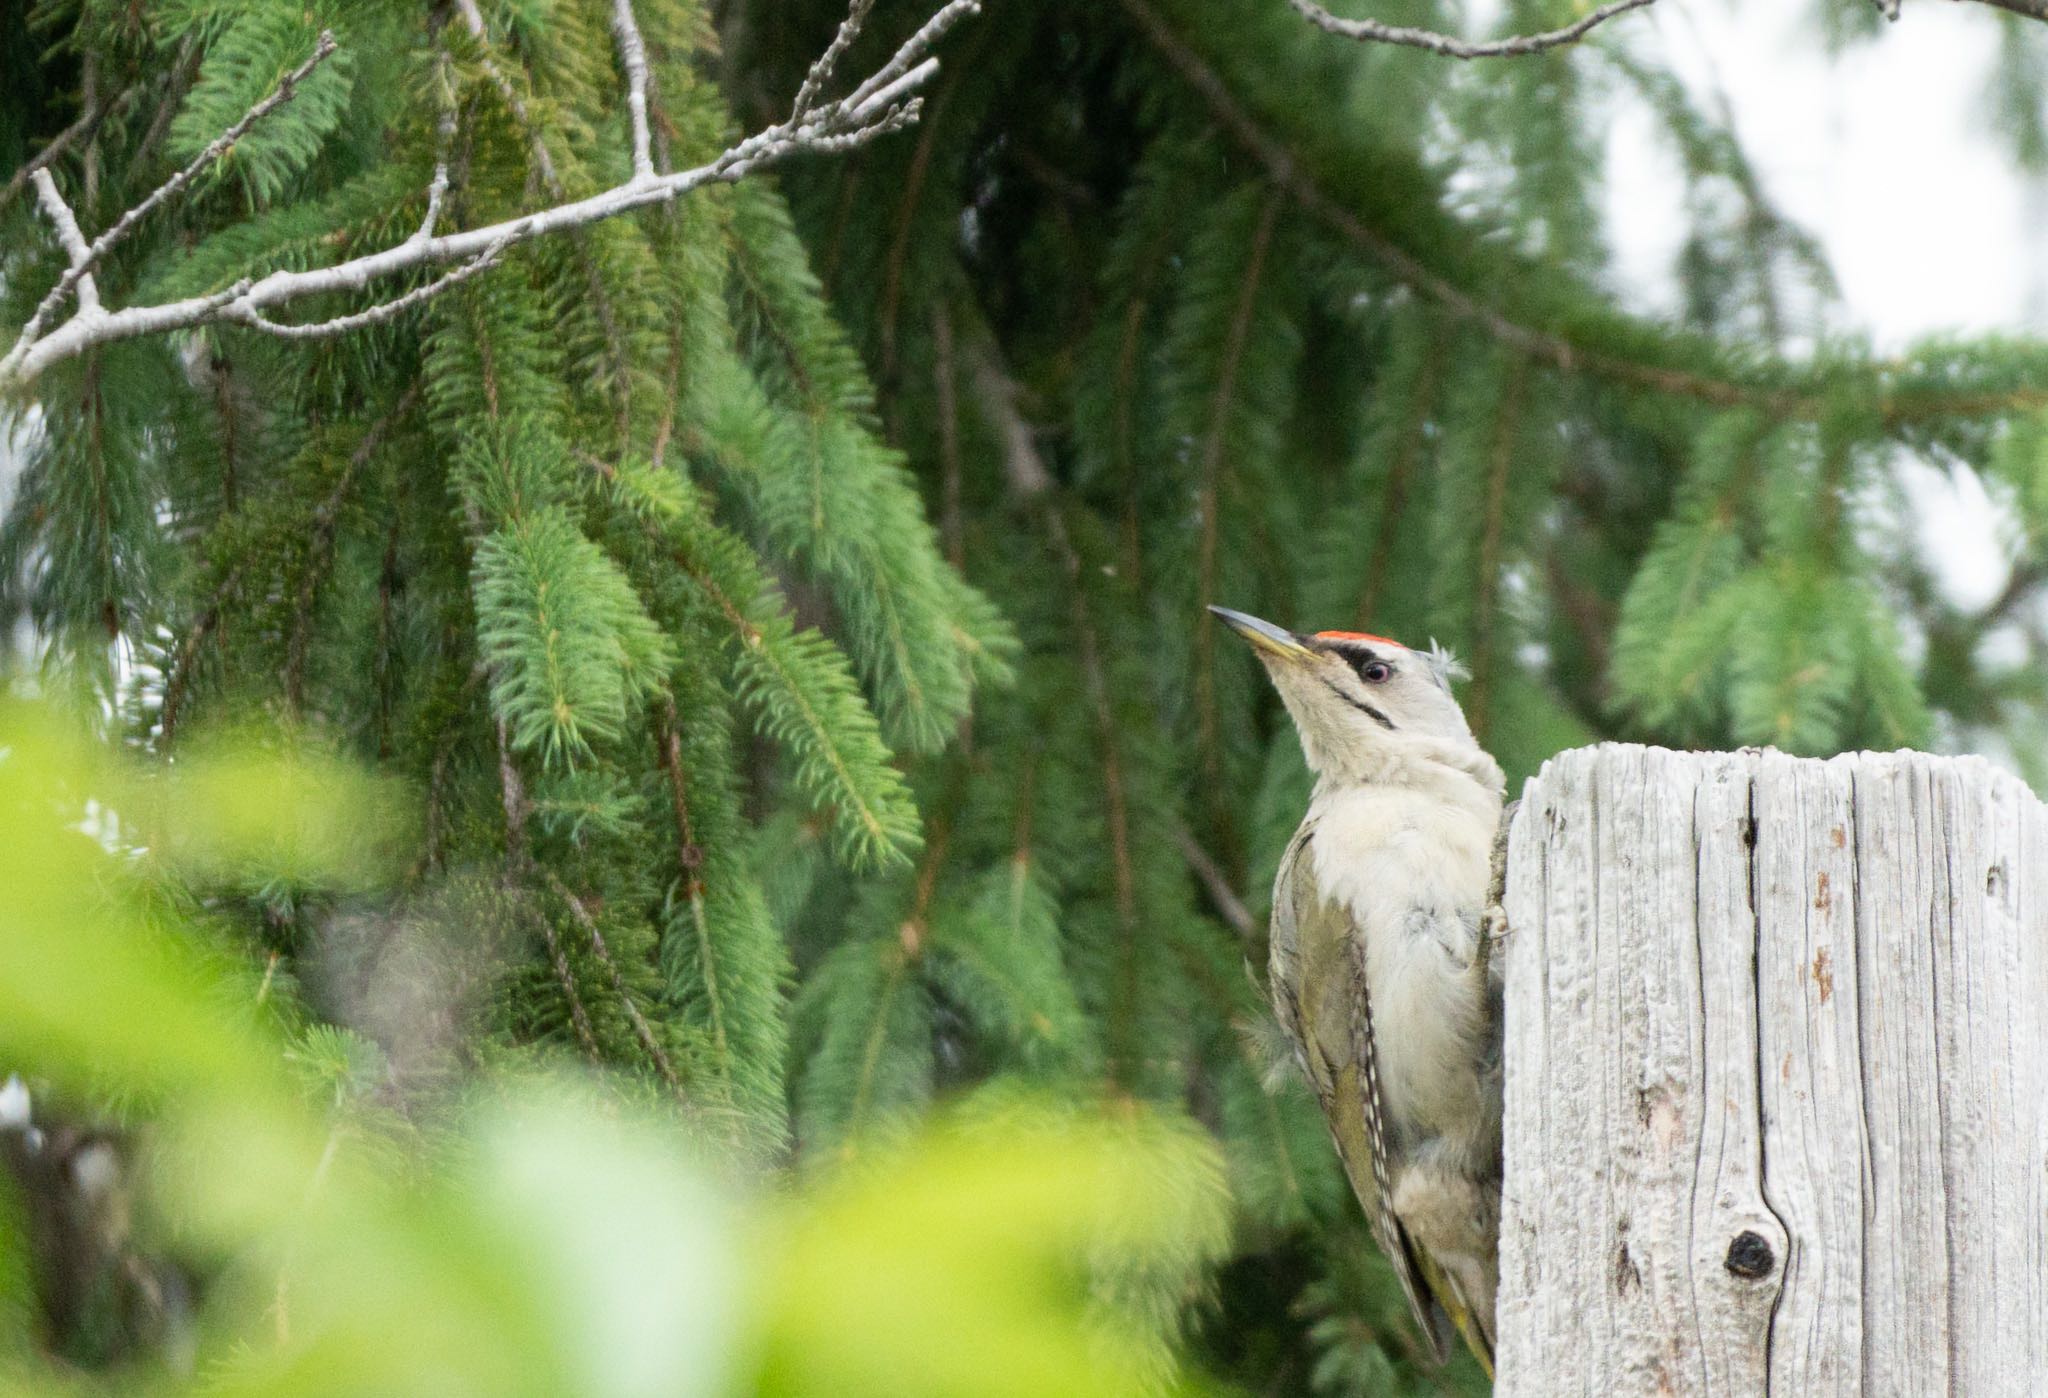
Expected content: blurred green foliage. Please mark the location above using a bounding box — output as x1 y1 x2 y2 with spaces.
0 702 1230 1396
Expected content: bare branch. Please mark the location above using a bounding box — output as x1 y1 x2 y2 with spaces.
793 0 875 116
16 33 340 354
1287 0 1655 57
229 237 511 340
843 59 939 125
419 160 453 242
843 0 979 111
1123 0 2048 423
609 0 659 180
419 104 458 241
118 32 339 239
30 171 101 315
3 2 978 388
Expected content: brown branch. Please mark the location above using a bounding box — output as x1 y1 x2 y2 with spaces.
1468 356 1529 742
543 868 683 1093
495 714 531 863
931 301 965 568
878 74 953 382
411 665 483 879
1949 0 2048 21
158 564 245 745
1288 0 1656 58
1176 824 1257 944
0 84 123 214
1194 185 1283 856
284 386 422 714
372 511 404 760
968 327 1146 1085
1357 335 1445 625
487 711 603 1064
525 901 603 1064
655 700 726 1061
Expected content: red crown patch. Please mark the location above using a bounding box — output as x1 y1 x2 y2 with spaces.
1313 630 1404 649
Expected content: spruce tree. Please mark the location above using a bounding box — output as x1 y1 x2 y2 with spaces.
5 0 2047 1389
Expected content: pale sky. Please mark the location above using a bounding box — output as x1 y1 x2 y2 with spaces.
1606 0 2048 348
1602 0 2046 625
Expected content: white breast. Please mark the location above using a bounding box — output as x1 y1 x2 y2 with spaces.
1306 776 1498 1146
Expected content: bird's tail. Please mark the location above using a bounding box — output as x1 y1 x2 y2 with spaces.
1416 1244 1495 1379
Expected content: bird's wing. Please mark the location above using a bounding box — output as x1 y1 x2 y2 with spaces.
1266 824 1315 1075
1270 830 1451 1364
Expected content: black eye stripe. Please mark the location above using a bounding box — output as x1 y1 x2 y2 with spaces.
1321 678 1397 731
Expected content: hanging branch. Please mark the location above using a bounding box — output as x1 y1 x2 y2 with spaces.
1869 0 2048 21
0 74 128 214
1 0 981 388
1289 0 2048 43
1127 0 2048 424
1286 0 1656 58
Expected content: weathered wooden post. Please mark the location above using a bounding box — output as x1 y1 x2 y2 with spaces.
1496 745 2048 1394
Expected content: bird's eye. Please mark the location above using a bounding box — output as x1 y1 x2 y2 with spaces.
1359 660 1392 684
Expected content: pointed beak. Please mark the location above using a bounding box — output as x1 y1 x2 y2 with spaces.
1209 605 1314 661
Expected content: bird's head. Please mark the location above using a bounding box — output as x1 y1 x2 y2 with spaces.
1209 605 1500 790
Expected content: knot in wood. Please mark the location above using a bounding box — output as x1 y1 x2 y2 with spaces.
1724 1229 1775 1280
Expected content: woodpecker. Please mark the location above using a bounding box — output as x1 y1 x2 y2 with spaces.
1211 605 1508 1375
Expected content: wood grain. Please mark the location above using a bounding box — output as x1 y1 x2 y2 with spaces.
1497 746 2047 1394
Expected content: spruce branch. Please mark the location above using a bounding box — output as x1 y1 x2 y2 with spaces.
158 563 247 746
543 868 684 1093
1286 0 1655 58
445 7 636 427
2 1 981 387
285 387 423 715
1124 0 2048 425
1466 357 1530 742
0 70 129 215
969 328 1147 1080
655 702 726 1059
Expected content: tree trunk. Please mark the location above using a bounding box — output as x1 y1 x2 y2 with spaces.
1496 745 2048 1394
